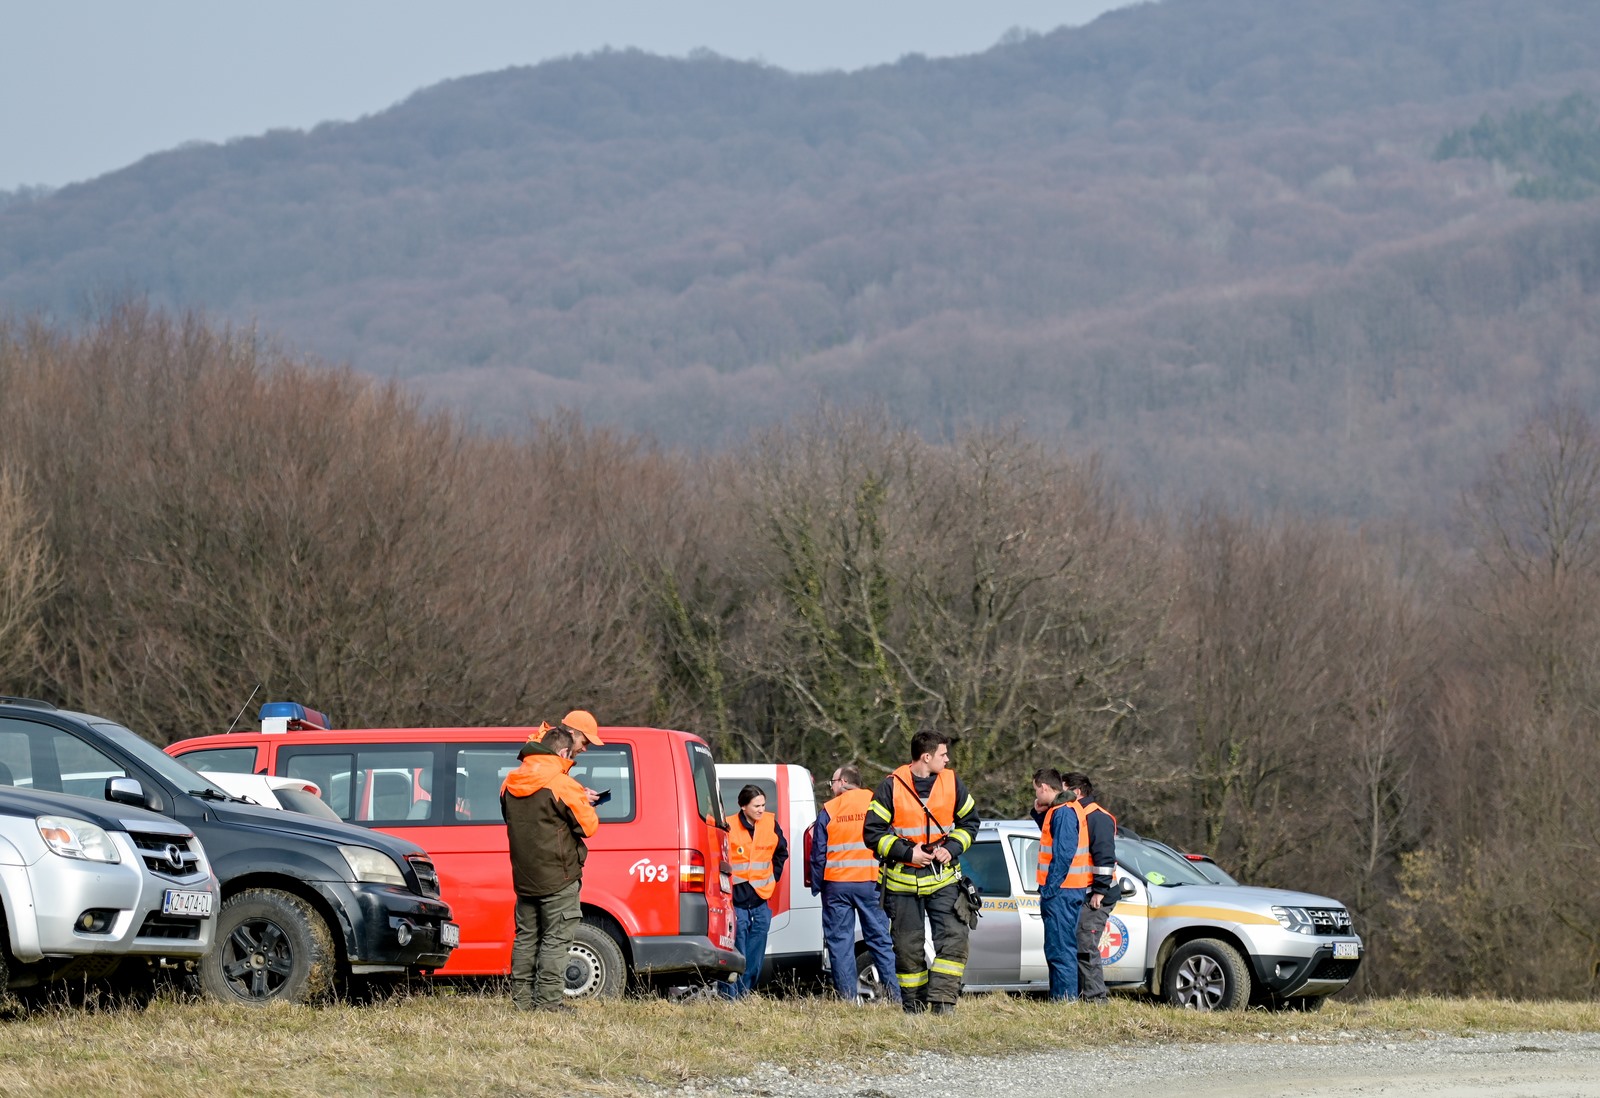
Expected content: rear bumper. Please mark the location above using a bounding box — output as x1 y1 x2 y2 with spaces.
632 934 745 978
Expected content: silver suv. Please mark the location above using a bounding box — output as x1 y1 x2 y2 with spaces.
861 820 1363 1010
0 784 218 1001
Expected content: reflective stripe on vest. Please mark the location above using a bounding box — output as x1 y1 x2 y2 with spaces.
728 811 779 899
1083 801 1118 876
822 788 879 883
881 765 960 894
1037 800 1092 889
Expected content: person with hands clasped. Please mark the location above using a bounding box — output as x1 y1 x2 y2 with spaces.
862 729 980 1014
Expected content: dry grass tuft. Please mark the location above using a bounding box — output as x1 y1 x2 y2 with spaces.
0 990 1596 1098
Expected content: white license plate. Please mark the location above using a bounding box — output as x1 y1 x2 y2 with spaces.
440 923 460 948
162 889 213 917
1333 941 1360 960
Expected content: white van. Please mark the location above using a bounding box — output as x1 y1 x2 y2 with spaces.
715 763 823 985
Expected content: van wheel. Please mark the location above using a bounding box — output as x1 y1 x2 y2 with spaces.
201 889 337 1005
856 947 890 1003
1161 939 1251 1011
565 922 625 999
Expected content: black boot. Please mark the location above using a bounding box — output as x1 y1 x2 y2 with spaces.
901 992 927 1014
929 1001 955 1015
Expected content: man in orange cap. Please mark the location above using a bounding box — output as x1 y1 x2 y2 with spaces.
534 710 605 804
502 725 599 1011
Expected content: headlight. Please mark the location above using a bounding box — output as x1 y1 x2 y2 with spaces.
37 816 121 863
1271 905 1316 934
339 844 406 886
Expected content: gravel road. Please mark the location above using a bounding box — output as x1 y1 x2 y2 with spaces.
671 1031 1600 1098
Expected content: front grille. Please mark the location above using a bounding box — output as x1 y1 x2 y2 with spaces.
1306 907 1353 935
137 913 203 940
128 831 202 878
1309 956 1361 981
407 855 441 898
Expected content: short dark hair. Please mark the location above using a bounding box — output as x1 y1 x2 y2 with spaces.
909 729 948 762
736 783 766 808
1032 767 1063 790
1063 771 1094 797
543 726 574 753
834 764 861 788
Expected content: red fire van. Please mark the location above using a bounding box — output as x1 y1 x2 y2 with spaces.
167 703 741 995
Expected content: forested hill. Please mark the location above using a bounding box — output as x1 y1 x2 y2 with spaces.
5 0 1600 522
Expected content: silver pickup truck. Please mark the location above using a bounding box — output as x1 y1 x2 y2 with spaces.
0 784 218 1001
861 819 1363 1010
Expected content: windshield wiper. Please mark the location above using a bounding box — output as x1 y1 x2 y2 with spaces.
188 787 239 801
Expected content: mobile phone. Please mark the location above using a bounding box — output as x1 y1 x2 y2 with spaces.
593 789 613 806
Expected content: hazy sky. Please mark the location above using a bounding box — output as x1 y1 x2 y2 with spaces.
1 1 1133 192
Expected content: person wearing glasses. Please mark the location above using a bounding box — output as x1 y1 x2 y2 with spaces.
808 765 900 1004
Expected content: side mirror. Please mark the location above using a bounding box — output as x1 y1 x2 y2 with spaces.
105 775 148 808
1120 879 1137 899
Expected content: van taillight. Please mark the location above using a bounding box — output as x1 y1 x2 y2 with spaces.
679 849 706 893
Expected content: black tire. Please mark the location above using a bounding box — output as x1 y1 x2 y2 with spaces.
855 946 890 1003
1161 939 1252 1011
564 921 625 999
200 888 337 1005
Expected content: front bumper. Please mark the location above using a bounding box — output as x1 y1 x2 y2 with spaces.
313 880 456 972
1250 939 1364 998
2 834 215 963
632 934 745 979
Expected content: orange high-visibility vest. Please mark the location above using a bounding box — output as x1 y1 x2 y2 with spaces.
889 765 955 846
821 787 878 884
728 811 779 900
1037 799 1092 889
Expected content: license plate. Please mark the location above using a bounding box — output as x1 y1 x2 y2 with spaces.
440 923 460 948
1333 941 1360 960
162 889 213 917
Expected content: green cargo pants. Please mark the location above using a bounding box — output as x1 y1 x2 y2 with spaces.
510 879 582 1009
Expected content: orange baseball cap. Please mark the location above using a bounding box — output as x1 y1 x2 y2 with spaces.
562 709 603 745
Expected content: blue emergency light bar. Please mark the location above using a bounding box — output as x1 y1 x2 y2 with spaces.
259 701 332 733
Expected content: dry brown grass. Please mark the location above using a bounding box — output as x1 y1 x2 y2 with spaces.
1 990 1596 1098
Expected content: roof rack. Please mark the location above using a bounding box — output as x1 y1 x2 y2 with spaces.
0 696 59 710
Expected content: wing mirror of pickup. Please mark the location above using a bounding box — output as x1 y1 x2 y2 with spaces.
105 776 149 808
1119 879 1138 899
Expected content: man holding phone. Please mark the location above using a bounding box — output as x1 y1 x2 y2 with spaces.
533 709 607 805
501 725 600 1011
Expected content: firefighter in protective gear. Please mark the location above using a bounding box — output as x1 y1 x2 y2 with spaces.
808 764 899 1003
861 730 980 1014
721 783 789 998
1065 771 1118 1004
1030 767 1091 1001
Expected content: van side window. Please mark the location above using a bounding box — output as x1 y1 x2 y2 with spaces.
176 746 260 774
0 718 127 796
281 748 436 823
453 744 637 824
569 745 635 823
454 748 515 822
686 741 722 825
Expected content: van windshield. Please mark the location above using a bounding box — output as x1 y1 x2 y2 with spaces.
686 741 724 827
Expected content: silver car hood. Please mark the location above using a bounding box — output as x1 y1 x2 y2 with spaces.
1146 882 1345 910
